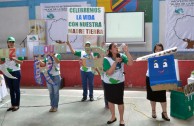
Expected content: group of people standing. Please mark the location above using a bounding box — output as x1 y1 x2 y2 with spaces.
0 36 170 126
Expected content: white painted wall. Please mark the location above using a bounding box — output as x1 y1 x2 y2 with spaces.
36 6 41 19
36 5 153 52
0 5 153 52
159 1 166 46
0 7 29 48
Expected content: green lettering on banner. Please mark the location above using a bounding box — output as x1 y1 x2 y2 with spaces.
70 8 73 13
69 22 78 27
98 8 101 13
79 22 102 27
97 22 102 27
71 7 102 13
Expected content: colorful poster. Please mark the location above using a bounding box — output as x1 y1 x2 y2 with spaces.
34 55 55 85
27 35 39 60
97 0 137 12
97 0 152 22
40 2 88 51
165 0 194 51
148 55 178 91
41 2 87 20
29 20 46 43
67 7 104 35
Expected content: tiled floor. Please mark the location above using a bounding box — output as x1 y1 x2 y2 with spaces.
0 89 193 126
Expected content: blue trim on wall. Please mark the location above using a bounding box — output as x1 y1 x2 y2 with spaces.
0 0 96 19
1 0 159 50
152 0 160 50
28 0 35 19
34 0 96 6
32 0 96 19
0 1 28 7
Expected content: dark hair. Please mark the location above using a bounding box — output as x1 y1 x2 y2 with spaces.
107 43 114 57
153 43 164 53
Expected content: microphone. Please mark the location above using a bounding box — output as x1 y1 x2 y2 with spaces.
116 53 121 65
20 30 34 47
116 53 120 58
116 53 125 74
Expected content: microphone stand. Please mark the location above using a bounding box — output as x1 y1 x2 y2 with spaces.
20 30 34 47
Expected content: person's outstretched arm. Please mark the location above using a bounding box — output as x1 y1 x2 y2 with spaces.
66 41 75 54
123 45 133 66
66 35 75 54
49 53 60 64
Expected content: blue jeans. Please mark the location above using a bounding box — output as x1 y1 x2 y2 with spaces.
46 75 61 108
81 71 94 98
4 71 21 106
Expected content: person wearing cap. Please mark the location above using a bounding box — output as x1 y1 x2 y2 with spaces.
66 41 98 101
1 37 24 112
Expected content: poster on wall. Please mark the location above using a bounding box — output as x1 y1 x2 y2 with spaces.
97 0 152 22
67 7 104 36
27 35 39 60
165 0 194 51
29 20 46 43
40 2 88 51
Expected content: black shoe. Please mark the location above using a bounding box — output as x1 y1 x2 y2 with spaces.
120 124 125 126
107 118 117 124
162 112 170 121
12 107 19 112
152 115 157 118
7 107 14 111
90 97 94 101
81 97 87 101
152 110 157 118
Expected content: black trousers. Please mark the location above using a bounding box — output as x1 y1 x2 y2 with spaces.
4 71 21 106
